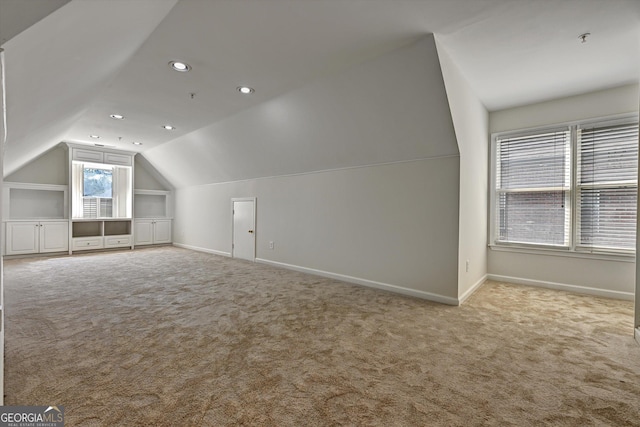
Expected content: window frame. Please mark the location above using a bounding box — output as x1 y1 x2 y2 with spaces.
71 161 133 220
489 113 639 258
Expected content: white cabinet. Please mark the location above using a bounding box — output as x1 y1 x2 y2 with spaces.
72 148 103 163
5 221 69 255
104 152 132 166
135 219 171 245
71 146 133 166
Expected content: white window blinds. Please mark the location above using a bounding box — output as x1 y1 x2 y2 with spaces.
577 122 639 251
495 129 571 246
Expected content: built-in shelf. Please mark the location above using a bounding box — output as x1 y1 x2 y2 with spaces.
72 221 101 237
72 219 132 238
134 189 172 218
3 147 174 256
3 182 68 220
71 219 133 251
105 220 131 236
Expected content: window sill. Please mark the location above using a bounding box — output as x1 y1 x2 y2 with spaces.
489 244 635 263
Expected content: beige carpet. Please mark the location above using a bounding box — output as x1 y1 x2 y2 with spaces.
4 246 639 426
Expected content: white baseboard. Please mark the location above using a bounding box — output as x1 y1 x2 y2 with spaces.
172 243 231 258
255 258 459 306
487 274 634 301
458 274 487 305
635 328 640 346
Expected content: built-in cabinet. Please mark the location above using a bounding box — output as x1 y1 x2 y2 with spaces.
134 219 172 245
68 144 135 253
72 220 132 251
5 221 69 255
3 145 172 256
3 182 69 255
72 147 133 166
134 189 172 246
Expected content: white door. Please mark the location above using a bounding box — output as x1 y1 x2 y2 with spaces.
40 221 69 253
232 199 255 261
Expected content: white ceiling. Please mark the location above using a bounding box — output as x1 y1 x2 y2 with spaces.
1 0 639 179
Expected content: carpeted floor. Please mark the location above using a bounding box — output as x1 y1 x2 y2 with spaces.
3 246 639 426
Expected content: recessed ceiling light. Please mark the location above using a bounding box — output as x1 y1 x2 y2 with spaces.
169 61 191 72
110 114 125 120
237 86 255 95
132 141 143 146
89 134 100 139
162 125 176 130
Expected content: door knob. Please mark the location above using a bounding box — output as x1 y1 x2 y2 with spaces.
248 230 254 233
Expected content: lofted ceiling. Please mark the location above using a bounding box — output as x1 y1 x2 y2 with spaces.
1 0 639 183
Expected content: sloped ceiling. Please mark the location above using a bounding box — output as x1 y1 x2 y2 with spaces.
1 0 178 176
144 35 458 188
2 0 639 185
0 0 70 45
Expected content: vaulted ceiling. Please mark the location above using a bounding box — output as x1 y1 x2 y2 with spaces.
1 0 639 185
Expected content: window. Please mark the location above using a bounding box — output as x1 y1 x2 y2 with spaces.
83 167 113 218
492 116 639 254
72 161 132 219
577 122 638 251
495 129 570 247
83 167 112 198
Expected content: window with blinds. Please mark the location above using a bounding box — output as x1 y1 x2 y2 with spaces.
495 129 571 246
492 116 639 254
577 122 639 251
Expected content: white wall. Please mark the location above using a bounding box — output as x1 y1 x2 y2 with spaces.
489 84 640 300
436 38 489 302
174 157 461 303
490 84 639 132
636 65 640 336
1 46 6 405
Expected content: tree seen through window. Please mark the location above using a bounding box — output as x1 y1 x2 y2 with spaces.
83 168 113 198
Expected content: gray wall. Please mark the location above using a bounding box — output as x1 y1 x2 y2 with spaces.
174 157 460 302
5 144 67 185
171 36 463 303
5 143 168 192
134 155 171 191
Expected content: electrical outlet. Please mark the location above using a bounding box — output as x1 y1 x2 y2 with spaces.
465 259 470 272
269 241 274 250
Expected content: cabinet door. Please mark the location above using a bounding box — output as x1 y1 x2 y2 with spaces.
40 222 69 253
5 222 39 255
72 148 103 163
134 220 154 245
104 153 132 166
153 220 172 244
